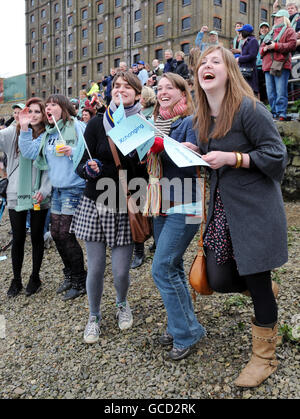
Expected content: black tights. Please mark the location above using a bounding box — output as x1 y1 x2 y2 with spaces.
9 209 48 280
50 213 85 276
206 248 277 326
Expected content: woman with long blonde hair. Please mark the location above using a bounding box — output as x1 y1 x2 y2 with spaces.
192 46 288 387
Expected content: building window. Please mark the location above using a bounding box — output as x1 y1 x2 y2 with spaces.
182 16 191 31
42 75 46 85
82 9 88 20
42 42 47 51
30 14 35 23
31 30 35 40
68 15 73 25
68 51 73 60
156 1 164 14
182 0 191 5
98 42 104 53
82 28 88 38
68 33 73 43
261 9 268 20
55 37 60 46
55 72 59 81
213 17 222 30
115 36 121 48
115 16 121 28
42 58 47 66
32 62 36 70
135 9 142 21
133 53 141 63
32 46 36 54
97 2 104 14
42 26 47 35
67 0 72 7
55 55 60 63
156 25 164 37
240 1 247 14
54 3 59 13
68 69 72 78
97 62 103 73
31 77 35 85
181 43 190 54
134 31 142 43
214 0 222 5
82 66 87 75
115 0 121 7
155 49 163 60
54 20 60 30
68 87 73 96
82 47 88 57
98 22 103 33
41 9 46 18
114 58 120 67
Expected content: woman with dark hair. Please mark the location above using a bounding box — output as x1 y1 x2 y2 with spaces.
236 24 260 94
192 46 288 387
0 98 51 297
19 94 87 301
81 107 95 125
70 72 147 343
146 73 206 361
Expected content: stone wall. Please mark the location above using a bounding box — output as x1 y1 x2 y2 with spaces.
277 121 300 201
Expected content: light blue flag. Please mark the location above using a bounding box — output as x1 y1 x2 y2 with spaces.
136 136 155 161
109 114 155 155
113 94 126 125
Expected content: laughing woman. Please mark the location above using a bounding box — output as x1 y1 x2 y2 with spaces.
19 94 86 301
148 73 206 361
193 46 288 387
0 99 51 297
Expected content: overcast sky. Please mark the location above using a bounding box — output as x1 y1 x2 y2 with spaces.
0 1 26 78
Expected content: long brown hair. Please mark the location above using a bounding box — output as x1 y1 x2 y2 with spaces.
112 71 142 97
193 45 257 143
153 72 194 120
26 97 47 138
45 94 76 123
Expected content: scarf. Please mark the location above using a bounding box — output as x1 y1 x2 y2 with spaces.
34 118 78 170
143 100 188 217
16 151 48 212
103 100 142 134
263 23 287 45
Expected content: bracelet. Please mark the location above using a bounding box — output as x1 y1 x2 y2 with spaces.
233 151 243 169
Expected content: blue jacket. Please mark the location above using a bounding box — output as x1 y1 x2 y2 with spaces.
159 115 200 206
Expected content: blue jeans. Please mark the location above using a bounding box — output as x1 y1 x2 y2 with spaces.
51 187 84 215
265 69 290 118
152 214 206 349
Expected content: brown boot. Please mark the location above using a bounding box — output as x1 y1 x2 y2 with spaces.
234 319 279 388
242 281 279 299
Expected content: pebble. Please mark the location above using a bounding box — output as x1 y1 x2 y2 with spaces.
0 206 299 399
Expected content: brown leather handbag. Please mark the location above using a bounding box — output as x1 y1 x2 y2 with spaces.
108 137 152 243
189 167 213 297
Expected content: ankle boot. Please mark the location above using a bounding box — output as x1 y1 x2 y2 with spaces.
56 268 72 294
7 278 22 298
234 319 279 387
63 271 86 301
25 274 41 296
242 281 279 299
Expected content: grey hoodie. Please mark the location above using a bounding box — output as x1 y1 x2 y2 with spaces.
0 122 51 209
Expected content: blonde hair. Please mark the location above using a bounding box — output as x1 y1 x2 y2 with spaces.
141 86 157 108
193 46 257 143
282 16 292 27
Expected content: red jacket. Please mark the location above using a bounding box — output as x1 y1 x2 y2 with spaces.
260 27 297 72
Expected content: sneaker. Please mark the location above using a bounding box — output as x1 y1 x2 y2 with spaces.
168 345 195 361
159 331 173 346
116 302 133 330
84 316 100 344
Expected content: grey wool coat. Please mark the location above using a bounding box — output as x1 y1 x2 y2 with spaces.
198 97 288 276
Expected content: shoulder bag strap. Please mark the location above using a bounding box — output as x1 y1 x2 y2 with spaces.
196 166 207 250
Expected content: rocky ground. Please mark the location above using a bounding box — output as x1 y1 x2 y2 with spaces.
0 202 299 400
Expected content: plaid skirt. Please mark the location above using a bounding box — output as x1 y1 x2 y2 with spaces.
70 195 133 247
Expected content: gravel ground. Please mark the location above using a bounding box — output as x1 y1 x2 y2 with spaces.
0 202 299 400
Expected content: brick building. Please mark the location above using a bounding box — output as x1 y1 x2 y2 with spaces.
25 0 282 98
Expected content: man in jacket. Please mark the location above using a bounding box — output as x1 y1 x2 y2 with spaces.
260 9 297 120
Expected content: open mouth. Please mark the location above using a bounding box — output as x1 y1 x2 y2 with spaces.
203 73 215 80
